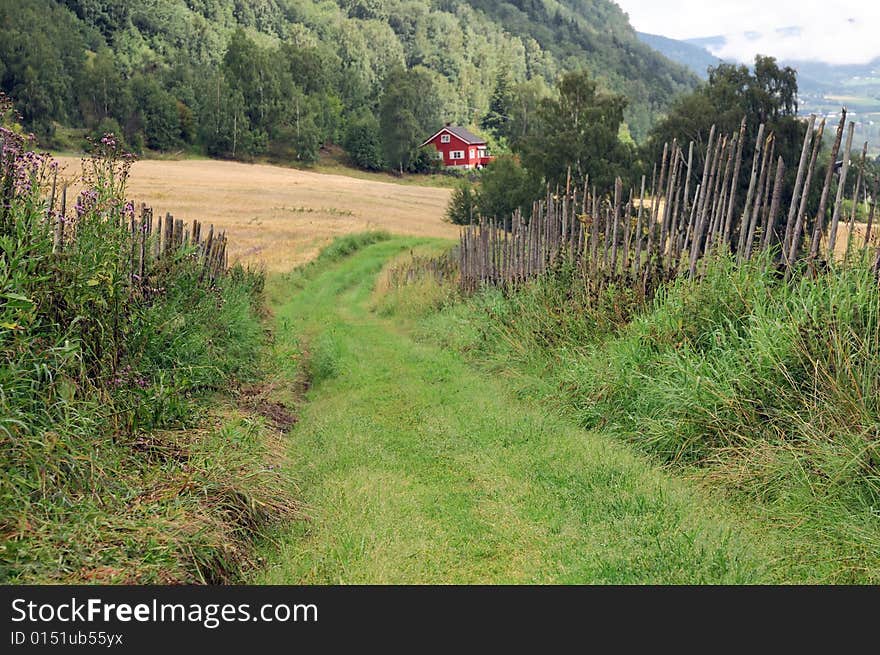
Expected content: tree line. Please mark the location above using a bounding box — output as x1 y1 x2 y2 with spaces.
0 0 696 169
448 55 879 228
6 0 866 228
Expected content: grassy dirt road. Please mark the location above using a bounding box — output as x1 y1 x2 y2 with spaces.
252 237 797 584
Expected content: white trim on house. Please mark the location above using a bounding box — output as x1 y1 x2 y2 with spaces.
440 134 451 143
449 150 465 160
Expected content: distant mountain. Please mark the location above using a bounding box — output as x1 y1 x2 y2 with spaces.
787 59 880 96
683 35 726 53
679 34 880 110
679 32 880 96
636 32 720 79
637 29 880 155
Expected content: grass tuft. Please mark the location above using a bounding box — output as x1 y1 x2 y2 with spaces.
411 251 880 582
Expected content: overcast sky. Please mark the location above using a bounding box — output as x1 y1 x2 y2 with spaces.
613 0 880 65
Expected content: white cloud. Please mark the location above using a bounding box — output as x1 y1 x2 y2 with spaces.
614 0 880 65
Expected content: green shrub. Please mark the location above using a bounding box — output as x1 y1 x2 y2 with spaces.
476 155 541 221
0 128 280 582
344 112 385 171
446 181 477 225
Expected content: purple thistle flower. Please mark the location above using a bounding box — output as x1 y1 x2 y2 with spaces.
75 189 99 218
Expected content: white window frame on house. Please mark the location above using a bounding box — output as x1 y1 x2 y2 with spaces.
450 150 465 160
440 134 451 144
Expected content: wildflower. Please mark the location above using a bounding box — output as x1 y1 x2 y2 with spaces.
75 189 99 218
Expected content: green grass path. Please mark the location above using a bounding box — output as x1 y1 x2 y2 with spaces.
253 238 786 583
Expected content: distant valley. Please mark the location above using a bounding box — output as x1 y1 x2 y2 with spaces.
638 30 880 155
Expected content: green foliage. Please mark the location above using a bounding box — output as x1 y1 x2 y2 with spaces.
379 67 442 173
273 117 323 164
2 0 697 168
519 69 636 191
131 75 182 151
445 155 541 225
644 56 815 240
464 0 698 140
480 67 514 140
0 0 96 137
476 155 542 221
504 77 551 145
78 49 131 130
646 56 806 185
0 133 284 582
421 252 880 581
343 112 385 171
446 180 478 225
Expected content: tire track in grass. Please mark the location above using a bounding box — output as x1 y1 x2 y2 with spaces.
252 238 790 584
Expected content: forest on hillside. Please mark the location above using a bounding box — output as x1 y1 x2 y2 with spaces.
0 0 697 169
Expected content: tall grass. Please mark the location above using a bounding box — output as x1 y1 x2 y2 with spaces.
372 244 457 318
0 126 294 583
415 251 880 581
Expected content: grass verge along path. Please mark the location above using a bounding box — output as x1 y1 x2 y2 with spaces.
253 237 794 583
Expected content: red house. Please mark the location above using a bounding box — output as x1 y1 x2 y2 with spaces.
420 125 494 170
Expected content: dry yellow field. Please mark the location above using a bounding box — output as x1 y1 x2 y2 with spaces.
54 156 456 272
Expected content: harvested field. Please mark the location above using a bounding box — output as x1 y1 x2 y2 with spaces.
54 156 456 271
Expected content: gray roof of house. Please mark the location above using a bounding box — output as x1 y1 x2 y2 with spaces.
421 125 487 146
445 125 485 144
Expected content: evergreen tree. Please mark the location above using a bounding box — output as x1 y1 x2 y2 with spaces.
446 181 478 225
480 68 513 140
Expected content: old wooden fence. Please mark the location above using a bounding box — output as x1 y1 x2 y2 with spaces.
459 112 879 293
49 188 229 285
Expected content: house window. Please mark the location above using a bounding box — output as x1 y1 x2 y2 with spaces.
440 134 451 144
450 150 465 160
